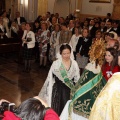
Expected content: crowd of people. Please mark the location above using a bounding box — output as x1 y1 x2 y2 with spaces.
0 10 120 120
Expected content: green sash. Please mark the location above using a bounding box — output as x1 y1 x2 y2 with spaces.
59 63 74 89
68 70 106 119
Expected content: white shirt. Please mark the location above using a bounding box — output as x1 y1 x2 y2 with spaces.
69 34 81 51
106 28 112 32
17 17 20 25
0 24 4 32
89 26 93 31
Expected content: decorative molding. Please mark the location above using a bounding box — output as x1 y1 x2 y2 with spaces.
79 13 105 22
89 0 111 3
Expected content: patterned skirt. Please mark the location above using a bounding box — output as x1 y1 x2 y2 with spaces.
22 44 33 60
76 56 88 68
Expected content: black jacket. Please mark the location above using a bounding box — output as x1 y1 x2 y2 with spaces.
0 27 8 39
14 17 26 25
76 37 92 57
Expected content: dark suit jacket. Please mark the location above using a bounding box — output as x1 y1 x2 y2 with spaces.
89 26 97 39
76 37 92 57
14 17 26 25
112 26 120 35
0 27 8 39
71 27 75 35
11 29 19 38
103 27 115 33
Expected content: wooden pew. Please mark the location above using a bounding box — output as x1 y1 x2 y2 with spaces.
0 37 21 53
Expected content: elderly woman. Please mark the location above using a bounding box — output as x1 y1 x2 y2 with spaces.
22 23 35 72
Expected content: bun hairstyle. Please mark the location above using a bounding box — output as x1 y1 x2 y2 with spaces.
60 44 71 54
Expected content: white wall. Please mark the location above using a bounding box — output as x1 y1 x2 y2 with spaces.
47 0 76 17
81 0 114 16
48 0 55 13
54 0 70 17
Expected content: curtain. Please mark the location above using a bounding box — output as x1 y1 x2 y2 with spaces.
37 0 48 16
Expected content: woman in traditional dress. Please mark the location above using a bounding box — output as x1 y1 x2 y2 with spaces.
38 44 80 115
89 50 120 120
102 47 120 81
22 23 35 72
60 38 106 120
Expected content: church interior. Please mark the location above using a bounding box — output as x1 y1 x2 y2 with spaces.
0 0 120 115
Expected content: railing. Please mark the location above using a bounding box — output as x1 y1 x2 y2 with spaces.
0 38 21 53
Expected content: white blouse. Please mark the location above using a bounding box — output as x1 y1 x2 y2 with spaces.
22 30 35 48
69 34 81 52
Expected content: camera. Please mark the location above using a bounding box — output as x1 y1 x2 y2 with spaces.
0 102 16 115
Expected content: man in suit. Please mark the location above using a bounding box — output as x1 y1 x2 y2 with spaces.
103 13 112 24
14 11 26 26
100 20 106 32
112 20 120 35
103 19 114 33
89 19 96 39
68 20 75 35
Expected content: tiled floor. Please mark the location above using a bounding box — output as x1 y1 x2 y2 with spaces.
0 53 49 106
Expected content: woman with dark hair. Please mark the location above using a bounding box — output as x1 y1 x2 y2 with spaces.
1 97 60 120
38 44 80 115
60 38 106 120
81 20 89 29
33 20 41 62
102 47 120 81
59 23 72 45
89 50 120 120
